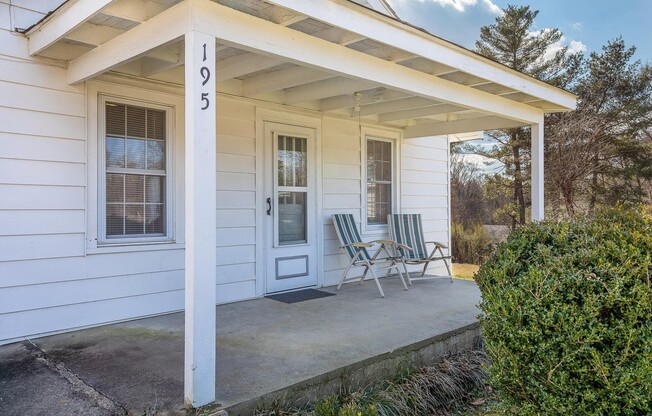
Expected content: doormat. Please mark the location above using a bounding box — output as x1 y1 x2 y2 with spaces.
266 289 336 304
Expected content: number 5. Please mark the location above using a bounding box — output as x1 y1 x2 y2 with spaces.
201 93 209 110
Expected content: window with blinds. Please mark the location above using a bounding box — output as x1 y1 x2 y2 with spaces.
366 138 393 225
104 102 167 239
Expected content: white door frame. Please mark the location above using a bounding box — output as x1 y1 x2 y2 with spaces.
255 107 323 296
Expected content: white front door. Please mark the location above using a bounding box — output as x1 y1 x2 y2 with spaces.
264 122 318 293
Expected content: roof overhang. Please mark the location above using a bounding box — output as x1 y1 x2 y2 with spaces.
25 0 576 137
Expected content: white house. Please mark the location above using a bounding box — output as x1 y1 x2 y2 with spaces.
0 0 576 407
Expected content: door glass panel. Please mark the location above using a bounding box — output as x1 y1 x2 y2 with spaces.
278 191 306 245
278 135 307 187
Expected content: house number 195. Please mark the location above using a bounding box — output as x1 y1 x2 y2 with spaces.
200 43 211 110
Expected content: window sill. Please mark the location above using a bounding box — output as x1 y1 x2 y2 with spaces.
87 241 184 255
363 225 389 236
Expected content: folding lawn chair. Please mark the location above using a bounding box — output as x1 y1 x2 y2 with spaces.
387 213 454 284
332 214 408 298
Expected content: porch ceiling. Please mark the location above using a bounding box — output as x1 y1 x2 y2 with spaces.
26 0 577 136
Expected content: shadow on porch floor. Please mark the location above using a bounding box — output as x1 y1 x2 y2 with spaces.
0 277 481 415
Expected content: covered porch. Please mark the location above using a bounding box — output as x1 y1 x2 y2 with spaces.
1 278 480 415
23 0 574 408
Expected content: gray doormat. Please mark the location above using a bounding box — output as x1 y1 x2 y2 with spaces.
266 289 336 304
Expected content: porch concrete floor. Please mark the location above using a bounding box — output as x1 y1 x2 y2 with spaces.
0 277 481 415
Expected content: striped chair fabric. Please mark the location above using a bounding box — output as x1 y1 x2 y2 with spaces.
332 214 371 261
387 214 428 260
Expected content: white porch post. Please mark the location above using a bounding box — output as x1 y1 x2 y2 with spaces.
184 30 217 407
531 122 544 221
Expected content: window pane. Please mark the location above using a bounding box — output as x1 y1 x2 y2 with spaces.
367 139 393 225
106 174 124 203
146 140 165 170
106 204 124 236
126 105 147 138
145 176 164 203
106 103 125 136
278 191 306 245
126 138 146 169
278 135 307 187
106 137 125 168
125 174 144 203
125 204 145 234
147 109 166 140
146 204 165 234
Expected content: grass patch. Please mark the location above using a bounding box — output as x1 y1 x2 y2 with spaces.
255 350 491 416
452 263 480 281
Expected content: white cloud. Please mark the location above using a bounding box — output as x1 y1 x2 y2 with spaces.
423 0 501 15
529 29 587 61
570 22 583 31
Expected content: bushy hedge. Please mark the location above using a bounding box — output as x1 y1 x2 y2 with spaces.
451 222 493 264
476 206 652 415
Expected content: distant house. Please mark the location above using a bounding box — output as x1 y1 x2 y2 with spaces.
0 0 576 406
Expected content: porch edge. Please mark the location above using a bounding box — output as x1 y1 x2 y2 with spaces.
224 321 481 415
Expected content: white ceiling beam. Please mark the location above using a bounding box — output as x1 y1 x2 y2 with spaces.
378 104 466 122
216 53 282 82
310 27 366 46
265 0 576 110
320 88 410 111
68 1 189 84
102 0 167 24
284 78 376 105
357 96 438 116
243 67 334 96
64 22 125 47
140 57 183 77
193 1 544 123
405 116 531 138
27 0 115 55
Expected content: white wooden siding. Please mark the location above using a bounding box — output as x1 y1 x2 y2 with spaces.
401 135 450 275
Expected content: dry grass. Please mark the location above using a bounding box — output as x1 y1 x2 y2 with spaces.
256 350 492 416
452 263 480 281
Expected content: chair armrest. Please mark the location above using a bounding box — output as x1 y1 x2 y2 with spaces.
372 239 412 251
425 241 448 249
341 242 373 249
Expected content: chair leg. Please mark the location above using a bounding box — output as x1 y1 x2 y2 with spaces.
401 260 412 285
367 266 385 298
338 257 357 290
437 247 454 283
421 261 430 276
359 265 370 285
395 262 408 291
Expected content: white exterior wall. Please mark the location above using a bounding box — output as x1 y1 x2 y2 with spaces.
0 3 451 344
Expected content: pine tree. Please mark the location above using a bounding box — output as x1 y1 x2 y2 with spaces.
472 5 581 226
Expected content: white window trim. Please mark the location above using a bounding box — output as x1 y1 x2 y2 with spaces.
86 81 184 251
361 126 401 234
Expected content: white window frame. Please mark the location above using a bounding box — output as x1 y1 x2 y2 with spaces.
86 80 183 252
361 127 401 234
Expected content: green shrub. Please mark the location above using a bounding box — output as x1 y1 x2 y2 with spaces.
476 206 652 415
451 223 493 264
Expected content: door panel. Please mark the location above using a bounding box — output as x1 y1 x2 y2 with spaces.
265 123 317 293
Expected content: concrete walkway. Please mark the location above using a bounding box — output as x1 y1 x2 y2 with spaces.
0 278 481 415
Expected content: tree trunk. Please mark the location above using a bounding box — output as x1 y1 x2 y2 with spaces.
589 152 599 213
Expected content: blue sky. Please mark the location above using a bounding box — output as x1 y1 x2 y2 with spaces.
385 0 652 62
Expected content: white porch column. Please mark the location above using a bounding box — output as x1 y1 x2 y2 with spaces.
184 31 217 407
531 122 544 221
